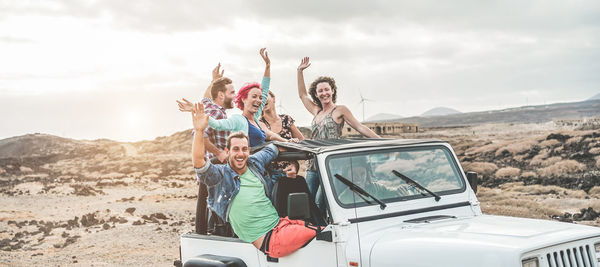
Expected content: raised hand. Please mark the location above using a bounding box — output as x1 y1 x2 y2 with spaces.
298 57 310 71
283 165 297 178
191 103 209 131
260 48 270 66
212 63 224 81
176 98 194 112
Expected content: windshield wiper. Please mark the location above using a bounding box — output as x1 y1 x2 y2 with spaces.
392 170 441 202
334 174 387 210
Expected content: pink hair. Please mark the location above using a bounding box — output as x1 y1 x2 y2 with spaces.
234 82 261 110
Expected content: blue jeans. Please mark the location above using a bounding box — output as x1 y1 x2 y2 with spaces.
305 170 324 211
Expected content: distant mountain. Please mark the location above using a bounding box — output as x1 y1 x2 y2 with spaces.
380 99 600 127
366 113 403 122
421 107 462 117
588 93 600 101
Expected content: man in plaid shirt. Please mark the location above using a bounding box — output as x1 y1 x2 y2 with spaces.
178 64 236 163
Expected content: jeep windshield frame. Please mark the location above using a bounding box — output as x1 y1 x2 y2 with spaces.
325 144 466 209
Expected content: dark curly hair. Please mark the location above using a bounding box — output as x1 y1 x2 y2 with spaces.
308 76 337 110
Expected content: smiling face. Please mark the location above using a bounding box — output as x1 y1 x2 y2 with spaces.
263 94 275 112
227 137 250 174
222 84 236 109
242 87 263 114
316 82 334 105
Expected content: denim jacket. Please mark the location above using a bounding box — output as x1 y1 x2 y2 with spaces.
194 144 279 222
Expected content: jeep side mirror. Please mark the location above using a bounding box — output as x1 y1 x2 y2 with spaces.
466 171 478 193
287 193 310 220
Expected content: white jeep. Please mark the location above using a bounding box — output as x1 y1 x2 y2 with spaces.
175 139 600 267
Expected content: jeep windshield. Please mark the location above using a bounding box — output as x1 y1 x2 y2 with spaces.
326 145 465 208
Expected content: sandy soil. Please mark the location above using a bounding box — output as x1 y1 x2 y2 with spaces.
0 177 197 266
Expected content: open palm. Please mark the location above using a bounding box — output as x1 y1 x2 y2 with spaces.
191 103 209 131
298 57 311 71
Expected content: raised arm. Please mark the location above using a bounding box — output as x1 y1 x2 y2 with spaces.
192 103 210 168
297 57 320 115
260 48 270 78
255 48 271 122
202 63 225 99
176 98 193 112
338 105 381 138
208 115 245 132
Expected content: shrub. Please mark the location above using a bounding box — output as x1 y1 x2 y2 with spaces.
466 142 506 156
540 139 560 148
566 136 582 146
589 186 600 198
538 160 586 177
495 167 521 178
529 148 551 166
494 140 537 157
540 156 562 167
19 166 33 173
521 171 537 178
462 162 498 176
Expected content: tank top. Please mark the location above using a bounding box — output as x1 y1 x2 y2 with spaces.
308 106 344 170
247 118 266 147
311 106 344 140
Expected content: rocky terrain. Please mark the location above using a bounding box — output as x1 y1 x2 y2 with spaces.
1 124 599 266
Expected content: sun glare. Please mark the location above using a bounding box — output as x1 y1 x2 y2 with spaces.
126 111 141 126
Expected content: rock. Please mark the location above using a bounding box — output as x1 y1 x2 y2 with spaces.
546 133 571 142
67 217 79 228
551 213 573 223
152 213 168 220
80 213 99 227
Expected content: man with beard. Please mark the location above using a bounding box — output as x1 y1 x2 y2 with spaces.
190 103 317 258
177 63 236 163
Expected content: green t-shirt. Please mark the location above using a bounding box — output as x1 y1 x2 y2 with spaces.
228 169 280 243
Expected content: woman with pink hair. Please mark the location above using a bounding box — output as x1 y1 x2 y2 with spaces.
207 48 289 147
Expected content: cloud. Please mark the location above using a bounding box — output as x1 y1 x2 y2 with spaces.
0 36 35 44
1 0 599 140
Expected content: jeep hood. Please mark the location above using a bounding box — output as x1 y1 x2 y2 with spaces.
365 215 600 267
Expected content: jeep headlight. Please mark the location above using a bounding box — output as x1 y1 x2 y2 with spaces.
595 242 600 263
522 257 538 267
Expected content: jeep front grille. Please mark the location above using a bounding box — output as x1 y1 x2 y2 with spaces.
546 245 596 267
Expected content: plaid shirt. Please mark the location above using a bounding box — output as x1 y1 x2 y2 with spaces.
201 97 230 159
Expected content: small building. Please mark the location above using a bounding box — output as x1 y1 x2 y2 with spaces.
342 122 418 137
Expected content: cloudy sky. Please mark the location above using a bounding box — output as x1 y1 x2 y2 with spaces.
1 0 599 141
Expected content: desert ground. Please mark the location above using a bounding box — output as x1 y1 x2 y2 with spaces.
1 123 599 266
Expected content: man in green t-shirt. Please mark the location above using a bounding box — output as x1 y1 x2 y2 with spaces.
190 103 317 258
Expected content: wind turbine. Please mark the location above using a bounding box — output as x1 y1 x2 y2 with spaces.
358 90 374 122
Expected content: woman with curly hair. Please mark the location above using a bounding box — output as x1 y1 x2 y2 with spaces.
207 48 290 147
296 56 381 205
